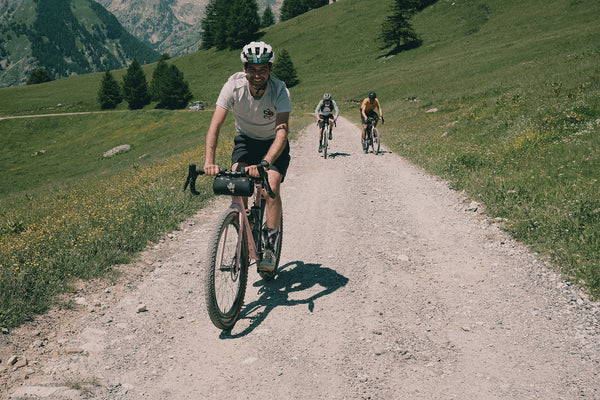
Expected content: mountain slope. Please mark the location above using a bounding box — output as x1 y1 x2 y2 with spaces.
95 0 284 57
0 0 157 87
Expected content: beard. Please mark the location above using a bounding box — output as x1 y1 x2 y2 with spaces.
247 76 267 91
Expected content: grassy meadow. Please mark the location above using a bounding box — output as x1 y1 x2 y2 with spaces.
1 0 599 327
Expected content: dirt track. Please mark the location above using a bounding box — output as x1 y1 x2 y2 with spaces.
1 117 599 399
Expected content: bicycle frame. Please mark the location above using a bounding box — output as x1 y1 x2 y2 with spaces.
226 183 267 268
366 116 377 139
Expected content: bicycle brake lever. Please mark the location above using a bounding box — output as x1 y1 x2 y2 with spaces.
183 164 203 195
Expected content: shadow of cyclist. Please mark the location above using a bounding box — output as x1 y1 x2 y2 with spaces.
219 261 349 339
327 152 351 159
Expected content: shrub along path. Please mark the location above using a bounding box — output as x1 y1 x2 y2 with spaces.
1 117 599 399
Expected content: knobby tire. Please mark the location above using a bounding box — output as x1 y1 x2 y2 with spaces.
372 127 380 155
323 125 329 159
205 208 249 330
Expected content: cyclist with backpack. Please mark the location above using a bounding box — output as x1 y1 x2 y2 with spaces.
361 92 384 150
315 93 339 153
203 41 291 271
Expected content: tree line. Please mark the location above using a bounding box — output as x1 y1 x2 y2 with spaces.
97 50 299 110
97 54 193 110
200 0 277 50
35 0 433 109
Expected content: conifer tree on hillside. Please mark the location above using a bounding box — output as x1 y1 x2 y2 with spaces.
272 49 299 88
201 0 229 50
261 5 276 28
280 0 303 21
201 0 260 50
280 0 328 21
154 64 194 110
26 68 52 85
149 54 171 102
122 59 150 110
97 69 122 109
380 0 438 54
227 0 260 49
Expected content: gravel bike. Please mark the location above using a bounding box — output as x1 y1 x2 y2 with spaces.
362 115 382 155
183 161 283 330
320 117 336 159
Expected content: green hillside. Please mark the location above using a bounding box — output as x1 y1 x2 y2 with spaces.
1 0 599 327
0 0 157 87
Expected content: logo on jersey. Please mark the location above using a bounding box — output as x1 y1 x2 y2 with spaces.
263 109 274 119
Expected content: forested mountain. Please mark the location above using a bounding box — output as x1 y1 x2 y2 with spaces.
0 0 157 87
96 0 284 57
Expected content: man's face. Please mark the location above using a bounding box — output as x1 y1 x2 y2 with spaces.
244 62 271 90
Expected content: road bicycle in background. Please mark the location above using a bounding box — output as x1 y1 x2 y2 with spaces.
362 115 383 155
319 116 336 159
183 161 283 330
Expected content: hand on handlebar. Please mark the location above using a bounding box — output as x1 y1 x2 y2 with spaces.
185 160 275 198
244 164 260 178
203 163 221 176
381 116 385 124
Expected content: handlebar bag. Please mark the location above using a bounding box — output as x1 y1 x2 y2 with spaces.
213 176 254 197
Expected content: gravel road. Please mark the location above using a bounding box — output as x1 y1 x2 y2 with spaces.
1 117 599 399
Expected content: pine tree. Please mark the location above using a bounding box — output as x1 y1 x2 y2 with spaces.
280 0 328 21
272 49 299 88
380 0 424 54
201 0 231 50
155 65 193 110
26 68 52 85
201 0 221 49
261 5 276 28
226 0 260 49
280 0 303 21
97 68 122 109
149 55 170 102
122 59 150 110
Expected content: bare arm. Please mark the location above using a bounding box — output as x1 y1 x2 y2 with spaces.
243 112 289 178
204 105 228 175
264 112 290 166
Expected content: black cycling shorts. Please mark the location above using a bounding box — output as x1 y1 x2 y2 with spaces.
231 135 291 180
318 113 334 128
361 110 378 124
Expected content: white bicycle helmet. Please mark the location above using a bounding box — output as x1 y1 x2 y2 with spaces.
323 93 331 101
240 41 275 64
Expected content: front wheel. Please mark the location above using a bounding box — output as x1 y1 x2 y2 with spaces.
322 125 329 159
205 208 249 330
372 127 380 155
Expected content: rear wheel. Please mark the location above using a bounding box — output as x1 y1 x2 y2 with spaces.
205 208 248 330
